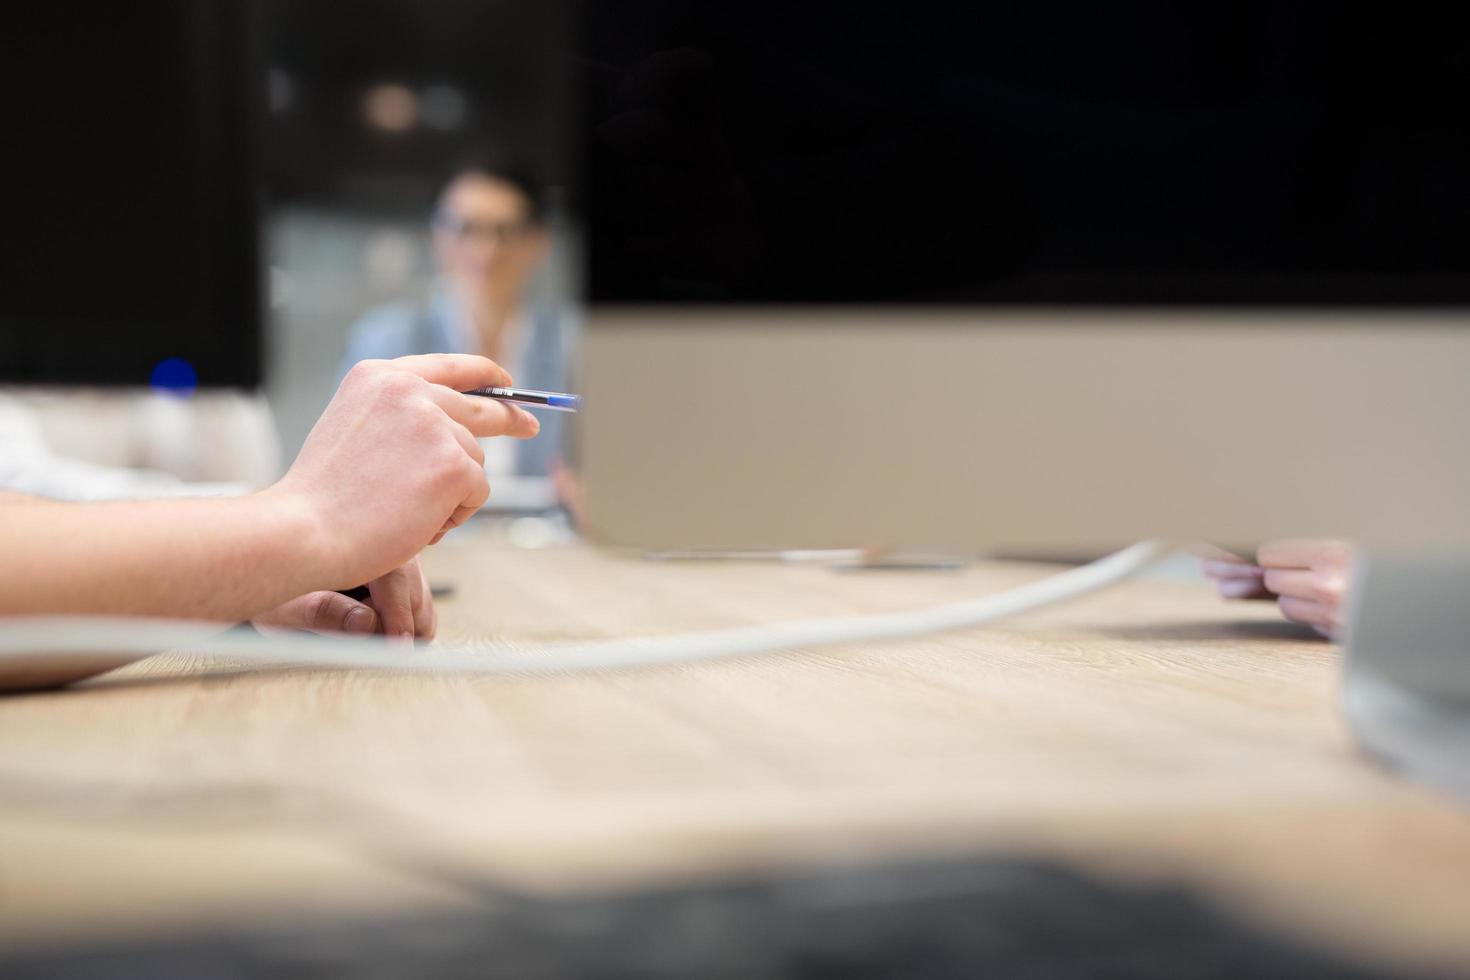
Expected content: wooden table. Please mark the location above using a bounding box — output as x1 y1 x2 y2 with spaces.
3 532 1469 971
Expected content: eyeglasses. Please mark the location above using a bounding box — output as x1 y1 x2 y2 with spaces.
432 212 533 246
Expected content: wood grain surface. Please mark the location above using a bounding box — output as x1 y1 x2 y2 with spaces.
2 529 1469 970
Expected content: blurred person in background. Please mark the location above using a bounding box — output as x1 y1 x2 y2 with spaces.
340 162 571 487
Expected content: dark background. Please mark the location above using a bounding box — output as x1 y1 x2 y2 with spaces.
0 1 261 387
580 1 1470 304
260 0 570 208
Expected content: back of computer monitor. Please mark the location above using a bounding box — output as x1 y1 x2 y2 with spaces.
579 309 1470 551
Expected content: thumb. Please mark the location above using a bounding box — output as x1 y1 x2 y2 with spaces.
254 591 380 635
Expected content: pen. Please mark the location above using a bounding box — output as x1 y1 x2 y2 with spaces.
464 386 582 412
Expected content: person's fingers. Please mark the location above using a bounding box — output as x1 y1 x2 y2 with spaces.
1199 559 1274 600
442 509 476 536
444 418 486 467
368 565 416 644
1278 595 1337 637
424 474 490 547
448 457 492 530
391 353 512 391
431 506 476 543
424 385 540 440
426 461 490 544
254 591 379 636
1257 538 1354 570
411 560 436 640
1218 576 1275 600
1262 567 1343 605
1201 559 1265 580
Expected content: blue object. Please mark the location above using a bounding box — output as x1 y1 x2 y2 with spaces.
149 357 198 396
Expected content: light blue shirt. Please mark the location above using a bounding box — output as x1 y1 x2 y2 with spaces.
340 291 570 478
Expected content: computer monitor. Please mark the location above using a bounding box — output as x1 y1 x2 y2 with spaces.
574 1 1470 552
0 1 261 389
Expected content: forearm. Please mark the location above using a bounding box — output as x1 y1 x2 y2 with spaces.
0 489 331 621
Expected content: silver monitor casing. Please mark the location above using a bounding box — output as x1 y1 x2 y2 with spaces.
580 309 1470 552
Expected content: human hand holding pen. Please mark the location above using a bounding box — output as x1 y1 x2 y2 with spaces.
266 354 540 594
0 354 540 688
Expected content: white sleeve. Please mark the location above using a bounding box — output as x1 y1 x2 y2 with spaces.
0 394 246 501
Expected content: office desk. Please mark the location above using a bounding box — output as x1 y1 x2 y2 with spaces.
2 533 1469 971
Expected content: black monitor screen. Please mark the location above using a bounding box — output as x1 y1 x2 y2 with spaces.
580 2 1470 305
0 1 260 387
